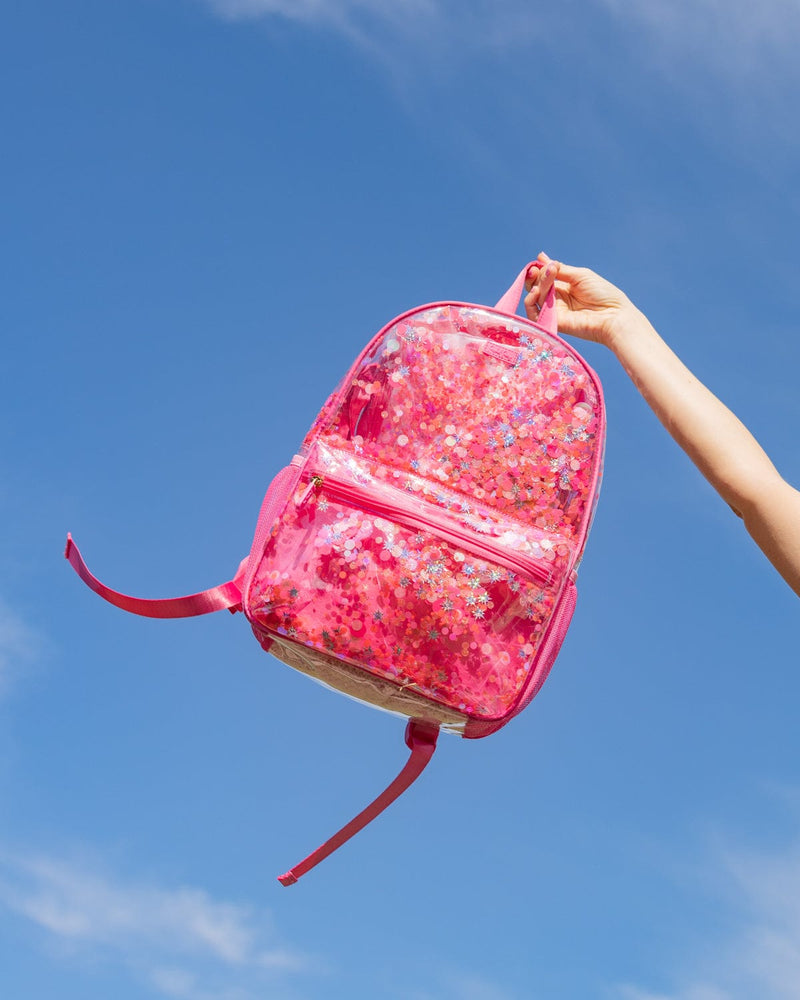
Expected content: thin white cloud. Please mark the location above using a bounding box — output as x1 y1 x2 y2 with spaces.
200 0 800 73
148 965 253 1000
618 988 731 1000
203 0 444 70
722 844 800 998
617 834 800 1000
0 849 313 1000
208 0 436 16
0 599 39 701
204 0 439 33
592 0 800 121
444 973 517 1000
400 969 518 1000
197 0 800 166
596 0 800 64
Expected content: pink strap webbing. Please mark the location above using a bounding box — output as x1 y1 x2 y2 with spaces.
278 719 439 886
64 534 242 619
494 260 558 334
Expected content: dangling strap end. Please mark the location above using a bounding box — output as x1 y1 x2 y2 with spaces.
64 533 242 619
277 718 439 887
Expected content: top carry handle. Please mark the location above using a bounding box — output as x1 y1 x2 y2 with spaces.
494 260 558 333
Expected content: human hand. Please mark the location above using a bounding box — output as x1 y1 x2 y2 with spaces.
524 252 639 348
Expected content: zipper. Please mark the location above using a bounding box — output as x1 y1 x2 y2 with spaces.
296 474 324 507
298 471 554 586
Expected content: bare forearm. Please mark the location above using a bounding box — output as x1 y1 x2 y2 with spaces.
606 308 777 514
605 308 800 595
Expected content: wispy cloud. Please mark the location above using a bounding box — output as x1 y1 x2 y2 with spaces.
0 599 40 701
206 0 437 21
596 0 800 72
617 833 800 1000
203 0 440 48
442 972 517 1000
0 849 313 1000
196 0 800 167
618 987 731 1000
400 968 518 1000
592 0 800 135
199 0 800 76
199 0 443 85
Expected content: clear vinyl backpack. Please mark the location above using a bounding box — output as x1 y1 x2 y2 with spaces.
66 261 606 885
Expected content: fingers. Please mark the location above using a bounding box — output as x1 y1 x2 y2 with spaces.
523 288 541 320
538 254 597 286
548 260 587 282
523 253 559 322
524 253 555 282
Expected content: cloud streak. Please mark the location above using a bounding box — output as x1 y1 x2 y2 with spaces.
206 0 437 20
597 0 800 62
593 0 800 114
197 0 800 167
0 599 39 702
617 834 800 1000
203 0 440 46
0 849 312 1000
199 0 800 73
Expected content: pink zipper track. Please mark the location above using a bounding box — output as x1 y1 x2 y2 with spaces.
302 472 555 587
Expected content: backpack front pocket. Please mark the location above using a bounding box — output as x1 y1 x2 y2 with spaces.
249 473 568 720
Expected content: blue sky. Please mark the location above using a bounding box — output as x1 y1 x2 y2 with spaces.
2 1 799 998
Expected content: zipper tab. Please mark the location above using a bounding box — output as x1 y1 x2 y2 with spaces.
296 474 324 507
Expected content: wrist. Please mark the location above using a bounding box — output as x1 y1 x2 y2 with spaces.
600 303 653 354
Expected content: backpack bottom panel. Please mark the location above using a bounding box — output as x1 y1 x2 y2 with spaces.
258 629 468 733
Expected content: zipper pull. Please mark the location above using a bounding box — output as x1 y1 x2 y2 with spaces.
296 474 324 507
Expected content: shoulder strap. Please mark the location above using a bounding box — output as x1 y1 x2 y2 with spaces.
64 534 243 618
277 719 439 886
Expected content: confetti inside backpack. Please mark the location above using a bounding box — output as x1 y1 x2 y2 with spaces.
66 261 605 885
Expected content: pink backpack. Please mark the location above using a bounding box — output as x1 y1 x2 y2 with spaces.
66 262 605 885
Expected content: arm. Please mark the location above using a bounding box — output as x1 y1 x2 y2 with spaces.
525 254 800 596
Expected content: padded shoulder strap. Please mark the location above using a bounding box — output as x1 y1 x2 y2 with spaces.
64 534 242 619
278 719 439 886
